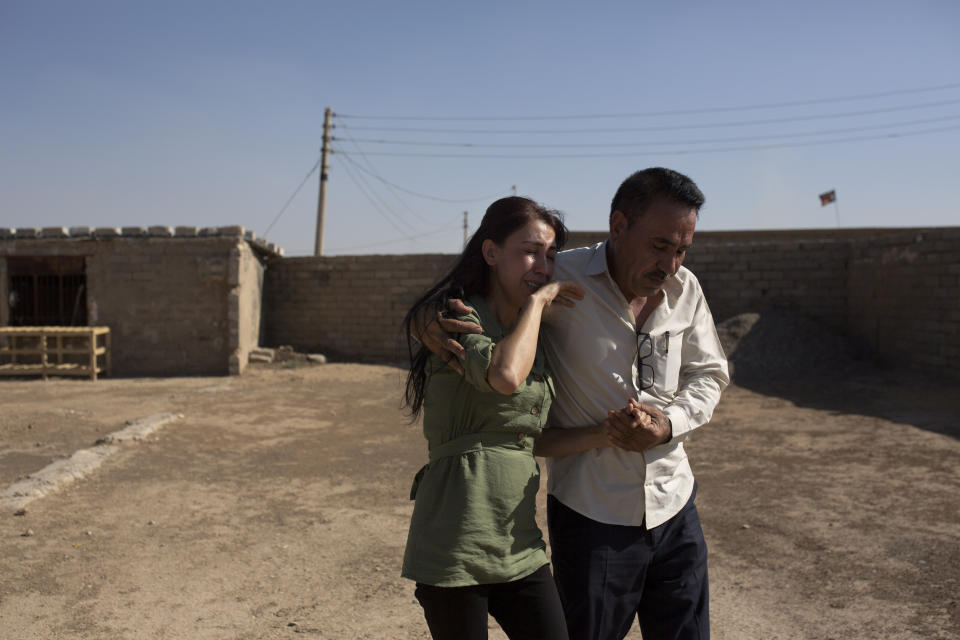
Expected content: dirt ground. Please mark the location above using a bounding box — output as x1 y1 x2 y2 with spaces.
1 362 957 639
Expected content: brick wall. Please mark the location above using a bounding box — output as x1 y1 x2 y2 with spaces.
0 257 7 327
263 228 959 379
84 237 234 375
847 228 960 374
263 254 455 363
1 227 274 376
229 242 265 375
683 236 850 330
4 225 955 378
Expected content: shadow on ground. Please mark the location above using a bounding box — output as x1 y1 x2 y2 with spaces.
718 311 959 439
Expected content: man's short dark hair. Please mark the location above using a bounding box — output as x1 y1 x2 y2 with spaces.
610 167 705 225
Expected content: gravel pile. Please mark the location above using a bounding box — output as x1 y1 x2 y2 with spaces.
716 311 866 384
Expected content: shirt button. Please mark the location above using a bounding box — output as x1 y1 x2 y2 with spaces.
530 406 540 415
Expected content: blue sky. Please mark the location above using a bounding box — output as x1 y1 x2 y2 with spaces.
2 1 958 256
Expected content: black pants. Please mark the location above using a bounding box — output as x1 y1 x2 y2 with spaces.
547 489 709 640
415 564 569 640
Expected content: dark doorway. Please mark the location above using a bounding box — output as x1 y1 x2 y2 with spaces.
7 256 87 326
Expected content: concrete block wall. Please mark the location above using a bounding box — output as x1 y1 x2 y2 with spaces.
4 224 955 378
262 228 959 379
229 241 265 375
682 228 959 374
562 229 853 327
847 228 960 374
84 237 234 375
263 254 455 362
683 237 850 330
1 226 275 376
0 256 7 327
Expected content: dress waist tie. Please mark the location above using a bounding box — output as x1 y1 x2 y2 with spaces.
409 431 536 500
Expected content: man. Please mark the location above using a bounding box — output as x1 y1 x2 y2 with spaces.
425 168 728 639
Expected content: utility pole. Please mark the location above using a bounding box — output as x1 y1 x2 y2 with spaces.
463 211 468 248
314 107 332 256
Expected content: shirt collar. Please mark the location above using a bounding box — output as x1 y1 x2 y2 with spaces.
586 239 685 306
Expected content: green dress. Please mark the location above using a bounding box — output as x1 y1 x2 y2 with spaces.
402 296 555 587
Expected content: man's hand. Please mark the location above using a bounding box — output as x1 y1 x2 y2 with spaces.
414 298 481 375
603 399 672 452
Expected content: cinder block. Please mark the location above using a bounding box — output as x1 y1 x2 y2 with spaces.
121 226 147 237
0 228 15 239
217 225 245 237
175 226 199 237
15 228 39 238
69 226 93 237
148 226 174 237
229 352 243 375
39 227 69 238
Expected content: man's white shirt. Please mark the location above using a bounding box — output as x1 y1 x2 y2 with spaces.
542 241 729 528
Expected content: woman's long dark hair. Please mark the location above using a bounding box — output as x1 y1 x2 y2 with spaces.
402 196 568 419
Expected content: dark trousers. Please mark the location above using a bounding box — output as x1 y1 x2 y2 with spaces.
414 564 569 640
547 489 709 640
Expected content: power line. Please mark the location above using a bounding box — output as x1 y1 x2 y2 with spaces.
335 124 432 224
336 107 960 135
334 82 960 121
336 150 510 202
335 147 423 238
334 146 421 232
263 155 321 237
333 99 960 136
339 123 960 159
329 223 462 253
334 114 960 149
330 146 504 251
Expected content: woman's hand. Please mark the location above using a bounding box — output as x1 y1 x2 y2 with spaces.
533 280 584 316
485 281 581 394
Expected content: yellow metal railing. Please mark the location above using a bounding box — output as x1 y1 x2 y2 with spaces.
0 327 111 380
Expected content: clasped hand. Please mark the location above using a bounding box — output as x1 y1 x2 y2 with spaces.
603 398 672 452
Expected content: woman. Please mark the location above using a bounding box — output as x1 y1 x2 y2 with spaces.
401 196 582 640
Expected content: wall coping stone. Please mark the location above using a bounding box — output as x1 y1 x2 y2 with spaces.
39 227 69 238
148 226 174 237
217 225 244 237
0 224 283 257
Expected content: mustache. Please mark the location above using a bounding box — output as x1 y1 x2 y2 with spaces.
644 271 668 281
